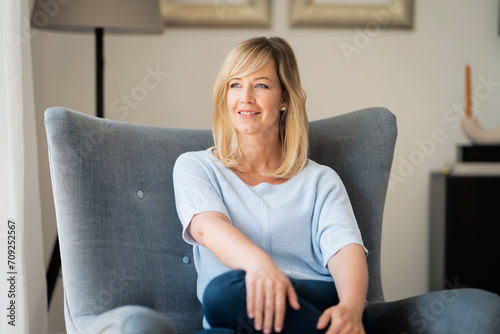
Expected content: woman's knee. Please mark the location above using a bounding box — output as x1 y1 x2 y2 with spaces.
203 270 246 303
203 270 247 325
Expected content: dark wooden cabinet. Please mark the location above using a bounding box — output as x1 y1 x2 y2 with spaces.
430 174 500 294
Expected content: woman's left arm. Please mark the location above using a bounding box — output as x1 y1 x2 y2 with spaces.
317 243 368 334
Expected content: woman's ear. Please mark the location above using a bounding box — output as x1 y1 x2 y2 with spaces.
281 91 289 109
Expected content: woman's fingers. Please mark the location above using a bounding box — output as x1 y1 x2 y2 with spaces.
246 277 255 319
316 308 331 330
263 280 275 333
253 278 264 330
245 271 299 333
317 305 365 334
273 288 286 332
287 283 301 310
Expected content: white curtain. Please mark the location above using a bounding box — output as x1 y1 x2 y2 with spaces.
0 0 48 333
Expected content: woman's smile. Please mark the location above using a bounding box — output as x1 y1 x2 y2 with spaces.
238 109 261 117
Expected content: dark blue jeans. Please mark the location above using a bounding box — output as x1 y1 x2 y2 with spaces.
197 270 370 334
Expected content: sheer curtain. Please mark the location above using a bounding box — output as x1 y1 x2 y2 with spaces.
0 0 48 333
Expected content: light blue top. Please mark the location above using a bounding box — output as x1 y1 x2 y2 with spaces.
173 148 367 304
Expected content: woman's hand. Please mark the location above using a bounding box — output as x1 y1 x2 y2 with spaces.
189 212 300 333
245 260 300 333
317 303 365 334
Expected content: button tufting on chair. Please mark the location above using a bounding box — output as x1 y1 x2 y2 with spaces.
136 190 144 199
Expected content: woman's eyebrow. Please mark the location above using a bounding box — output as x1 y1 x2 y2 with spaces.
254 76 273 82
229 76 274 83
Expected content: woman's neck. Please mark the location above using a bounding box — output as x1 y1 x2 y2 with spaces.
237 133 282 174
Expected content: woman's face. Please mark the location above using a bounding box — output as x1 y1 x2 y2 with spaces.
226 60 286 140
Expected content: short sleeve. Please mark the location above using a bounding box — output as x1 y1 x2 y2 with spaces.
314 169 368 267
173 152 230 245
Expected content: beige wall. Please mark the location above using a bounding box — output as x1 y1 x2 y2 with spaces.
32 1 500 332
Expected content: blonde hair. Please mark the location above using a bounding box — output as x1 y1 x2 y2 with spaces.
212 36 308 178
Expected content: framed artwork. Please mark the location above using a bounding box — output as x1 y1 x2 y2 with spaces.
289 0 414 29
161 0 271 27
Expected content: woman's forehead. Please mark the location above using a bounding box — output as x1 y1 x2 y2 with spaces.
230 58 277 80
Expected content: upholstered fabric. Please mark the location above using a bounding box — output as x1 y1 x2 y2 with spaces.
46 108 210 334
45 107 500 334
308 109 394 303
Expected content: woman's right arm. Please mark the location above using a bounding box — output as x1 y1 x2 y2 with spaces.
189 211 300 334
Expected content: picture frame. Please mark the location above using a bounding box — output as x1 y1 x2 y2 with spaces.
289 0 414 29
161 0 271 27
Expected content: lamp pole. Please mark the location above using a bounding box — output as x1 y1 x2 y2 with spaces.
30 0 163 307
96 27 104 118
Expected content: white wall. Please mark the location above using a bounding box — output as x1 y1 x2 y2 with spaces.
32 1 500 332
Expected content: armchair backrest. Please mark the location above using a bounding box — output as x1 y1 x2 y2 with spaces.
308 108 397 303
45 107 396 333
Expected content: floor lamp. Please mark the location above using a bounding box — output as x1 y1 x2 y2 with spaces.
31 0 163 306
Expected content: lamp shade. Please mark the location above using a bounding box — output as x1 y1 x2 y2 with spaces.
31 0 163 34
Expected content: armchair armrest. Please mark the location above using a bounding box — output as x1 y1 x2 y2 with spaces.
72 305 177 334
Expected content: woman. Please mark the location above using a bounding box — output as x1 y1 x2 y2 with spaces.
173 37 370 334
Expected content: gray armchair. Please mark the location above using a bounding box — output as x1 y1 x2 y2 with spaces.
45 107 500 334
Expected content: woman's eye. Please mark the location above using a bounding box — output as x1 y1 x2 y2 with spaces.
256 83 268 88
230 83 240 88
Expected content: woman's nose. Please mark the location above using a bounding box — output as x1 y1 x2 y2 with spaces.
240 86 255 104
